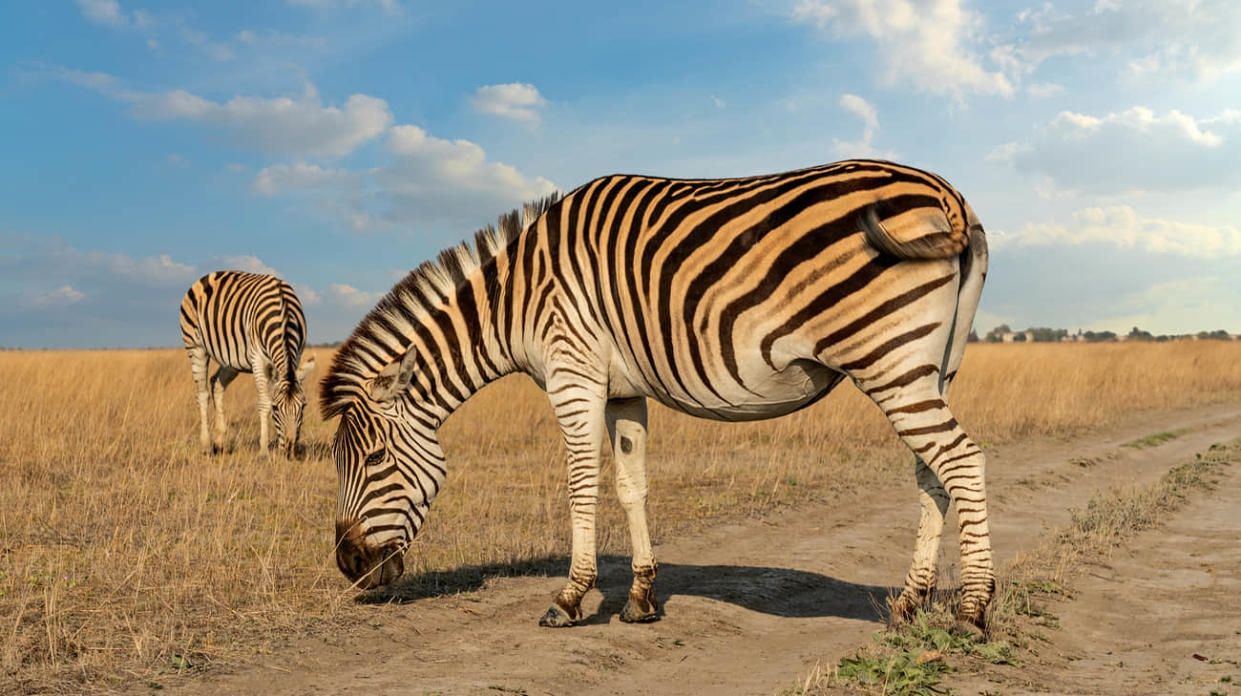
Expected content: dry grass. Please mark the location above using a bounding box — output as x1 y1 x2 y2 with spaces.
2 341 1240 692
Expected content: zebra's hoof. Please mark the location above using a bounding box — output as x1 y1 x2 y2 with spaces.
953 612 987 642
619 598 659 623
887 600 919 629
538 604 575 628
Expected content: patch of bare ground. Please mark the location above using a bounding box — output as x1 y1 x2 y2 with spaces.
809 433 1241 696
944 437 1241 696
159 402 1241 696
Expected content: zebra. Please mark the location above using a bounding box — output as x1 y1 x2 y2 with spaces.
321 159 994 633
180 271 316 457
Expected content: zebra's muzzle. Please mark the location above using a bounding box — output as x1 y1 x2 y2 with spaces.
334 519 405 589
279 437 300 459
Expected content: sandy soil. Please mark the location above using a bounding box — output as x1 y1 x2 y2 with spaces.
165 402 1241 696
955 426 1241 695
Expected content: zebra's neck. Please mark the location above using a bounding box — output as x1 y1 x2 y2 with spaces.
392 249 523 424
320 193 563 424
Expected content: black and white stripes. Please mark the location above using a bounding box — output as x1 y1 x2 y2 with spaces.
180 271 316 457
322 159 995 631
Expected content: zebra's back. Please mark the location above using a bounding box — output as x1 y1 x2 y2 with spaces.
179 271 306 376
535 160 980 419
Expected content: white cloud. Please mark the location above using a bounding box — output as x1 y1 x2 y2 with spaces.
294 284 321 306
63 72 394 159
990 107 1241 193
1018 0 1241 82
179 27 235 62
1103 277 1241 335
790 0 1013 99
1026 82 1063 98
832 93 895 158
286 0 401 14
51 67 554 234
0 236 377 347
134 86 391 158
74 1 237 61
211 255 282 277
251 125 557 234
839 93 877 134
248 125 556 234
0 235 199 294
27 286 86 309
469 83 547 124
379 124 557 221
76 0 127 27
252 162 360 196
330 283 379 308
711 95 726 109
994 205 1241 259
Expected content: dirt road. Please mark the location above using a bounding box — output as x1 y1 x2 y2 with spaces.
171 402 1241 696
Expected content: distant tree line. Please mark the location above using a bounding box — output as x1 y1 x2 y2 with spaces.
971 324 1238 343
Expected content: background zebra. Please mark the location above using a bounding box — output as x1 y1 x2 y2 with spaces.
180 271 316 458
321 160 994 633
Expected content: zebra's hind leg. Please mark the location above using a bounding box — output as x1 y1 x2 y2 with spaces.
539 370 608 628
187 346 212 454
889 457 950 625
209 366 239 453
606 397 659 623
862 372 995 635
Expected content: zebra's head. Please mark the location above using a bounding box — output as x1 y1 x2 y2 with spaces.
330 348 445 589
271 353 317 457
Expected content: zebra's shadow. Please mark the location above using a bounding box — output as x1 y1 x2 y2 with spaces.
355 553 893 623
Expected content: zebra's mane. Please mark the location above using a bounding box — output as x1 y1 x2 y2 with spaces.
319 192 562 419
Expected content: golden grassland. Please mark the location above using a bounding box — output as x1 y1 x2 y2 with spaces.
2 341 1241 692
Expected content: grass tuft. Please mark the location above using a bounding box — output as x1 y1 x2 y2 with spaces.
1121 427 1192 449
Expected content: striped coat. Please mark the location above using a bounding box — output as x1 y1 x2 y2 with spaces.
322 160 993 632
180 271 316 457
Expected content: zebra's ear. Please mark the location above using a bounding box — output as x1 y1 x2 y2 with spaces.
368 349 417 404
296 353 316 383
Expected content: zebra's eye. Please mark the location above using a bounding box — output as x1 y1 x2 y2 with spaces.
364 449 385 467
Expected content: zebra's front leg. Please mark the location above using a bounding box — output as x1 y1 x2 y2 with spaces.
606 397 659 623
209 366 239 453
890 458 949 625
253 361 273 458
539 379 607 628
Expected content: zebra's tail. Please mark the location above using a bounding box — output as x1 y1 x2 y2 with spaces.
941 207 989 393
858 201 970 260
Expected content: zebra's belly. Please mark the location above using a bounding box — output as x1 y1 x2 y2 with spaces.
206 347 253 373
657 360 845 422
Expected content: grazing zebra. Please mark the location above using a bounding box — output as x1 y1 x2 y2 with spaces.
322 159 994 632
180 271 316 457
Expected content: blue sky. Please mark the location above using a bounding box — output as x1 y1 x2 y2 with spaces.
1 0 1239 348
